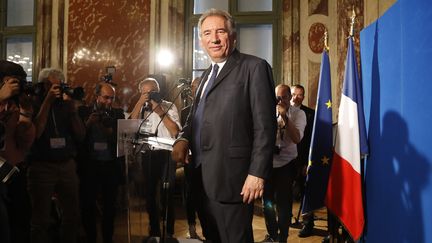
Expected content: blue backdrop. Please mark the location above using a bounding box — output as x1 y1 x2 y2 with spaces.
361 0 432 242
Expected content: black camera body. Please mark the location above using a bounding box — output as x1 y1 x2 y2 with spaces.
274 145 281 155
59 83 85 100
149 91 162 103
93 105 114 127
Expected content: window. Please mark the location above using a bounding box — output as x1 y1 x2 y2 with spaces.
186 0 281 81
0 0 36 81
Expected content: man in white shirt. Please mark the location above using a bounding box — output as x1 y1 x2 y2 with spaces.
261 84 306 242
129 78 181 238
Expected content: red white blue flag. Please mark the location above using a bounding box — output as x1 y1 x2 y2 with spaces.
325 37 369 241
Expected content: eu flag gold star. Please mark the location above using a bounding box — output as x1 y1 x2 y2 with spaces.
325 100 332 109
308 160 313 167
321 156 330 165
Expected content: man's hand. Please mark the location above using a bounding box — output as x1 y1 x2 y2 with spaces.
44 83 62 104
276 102 289 117
241 174 265 204
137 92 150 107
171 140 189 165
85 112 101 127
0 77 20 102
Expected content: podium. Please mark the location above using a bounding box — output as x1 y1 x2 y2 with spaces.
117 119 177 243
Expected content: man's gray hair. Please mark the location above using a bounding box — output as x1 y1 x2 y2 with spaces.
138 77 160 92
198 8 236 38
38 68 65 83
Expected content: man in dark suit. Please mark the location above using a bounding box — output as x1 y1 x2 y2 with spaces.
172 8 277 243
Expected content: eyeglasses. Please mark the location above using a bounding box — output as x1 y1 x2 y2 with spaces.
276 95 291 101
101 95 114 100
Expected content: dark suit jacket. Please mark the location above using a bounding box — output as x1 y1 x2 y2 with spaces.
296 105 315 168
180 49 277 203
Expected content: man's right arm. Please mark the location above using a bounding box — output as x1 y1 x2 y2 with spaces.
129 95 146 119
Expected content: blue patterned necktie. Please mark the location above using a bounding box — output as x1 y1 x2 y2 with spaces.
192 64 219 167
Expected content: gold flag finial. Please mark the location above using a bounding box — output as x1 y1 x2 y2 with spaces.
323 30 329 51
349 7 356 37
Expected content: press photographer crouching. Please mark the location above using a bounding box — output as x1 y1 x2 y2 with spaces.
27 68 86 243
77 82 125 243
0 60 36 243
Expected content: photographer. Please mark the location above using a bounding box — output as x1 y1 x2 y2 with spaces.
27 68 85 243
129 77 180 238
78 82 124 243
0 60 35 243
261 84 306 242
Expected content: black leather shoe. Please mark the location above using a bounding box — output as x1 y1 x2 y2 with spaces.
298 224 314 237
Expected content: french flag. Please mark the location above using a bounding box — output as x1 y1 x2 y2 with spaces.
325 37 369 241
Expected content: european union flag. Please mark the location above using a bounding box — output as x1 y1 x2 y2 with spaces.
301 50 333 213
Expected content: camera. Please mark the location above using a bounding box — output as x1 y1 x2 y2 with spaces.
102 66 116 84
93 105 114 127
149 91 162 103
60 83 85 100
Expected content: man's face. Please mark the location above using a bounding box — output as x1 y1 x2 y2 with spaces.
200 15 235 63
290 87 304 107
48 74 62 85
96 85 115 109
276 87 291 107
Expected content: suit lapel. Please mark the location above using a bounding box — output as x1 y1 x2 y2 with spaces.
209 49 241 92
193 49 241 111
193 67 211 109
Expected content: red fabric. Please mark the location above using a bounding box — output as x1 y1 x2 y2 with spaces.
325 151 364 241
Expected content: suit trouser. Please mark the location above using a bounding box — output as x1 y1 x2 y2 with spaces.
183 163 198 225
27 159 80 243
80 159 120 243
0 183 11 243
262 161 296 242
192 166 254 243
142 150 176 236
7 165 31 243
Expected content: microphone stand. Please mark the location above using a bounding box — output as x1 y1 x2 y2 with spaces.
159 83 189 243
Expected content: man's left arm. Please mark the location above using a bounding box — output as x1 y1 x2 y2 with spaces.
241 59 277 203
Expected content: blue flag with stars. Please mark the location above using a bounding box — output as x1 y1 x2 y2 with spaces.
301 50 333 213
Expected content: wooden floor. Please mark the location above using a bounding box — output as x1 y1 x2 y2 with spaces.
108 192 328 243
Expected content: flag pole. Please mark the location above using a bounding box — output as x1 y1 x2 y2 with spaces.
349 7 356 38
324 30 329 52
